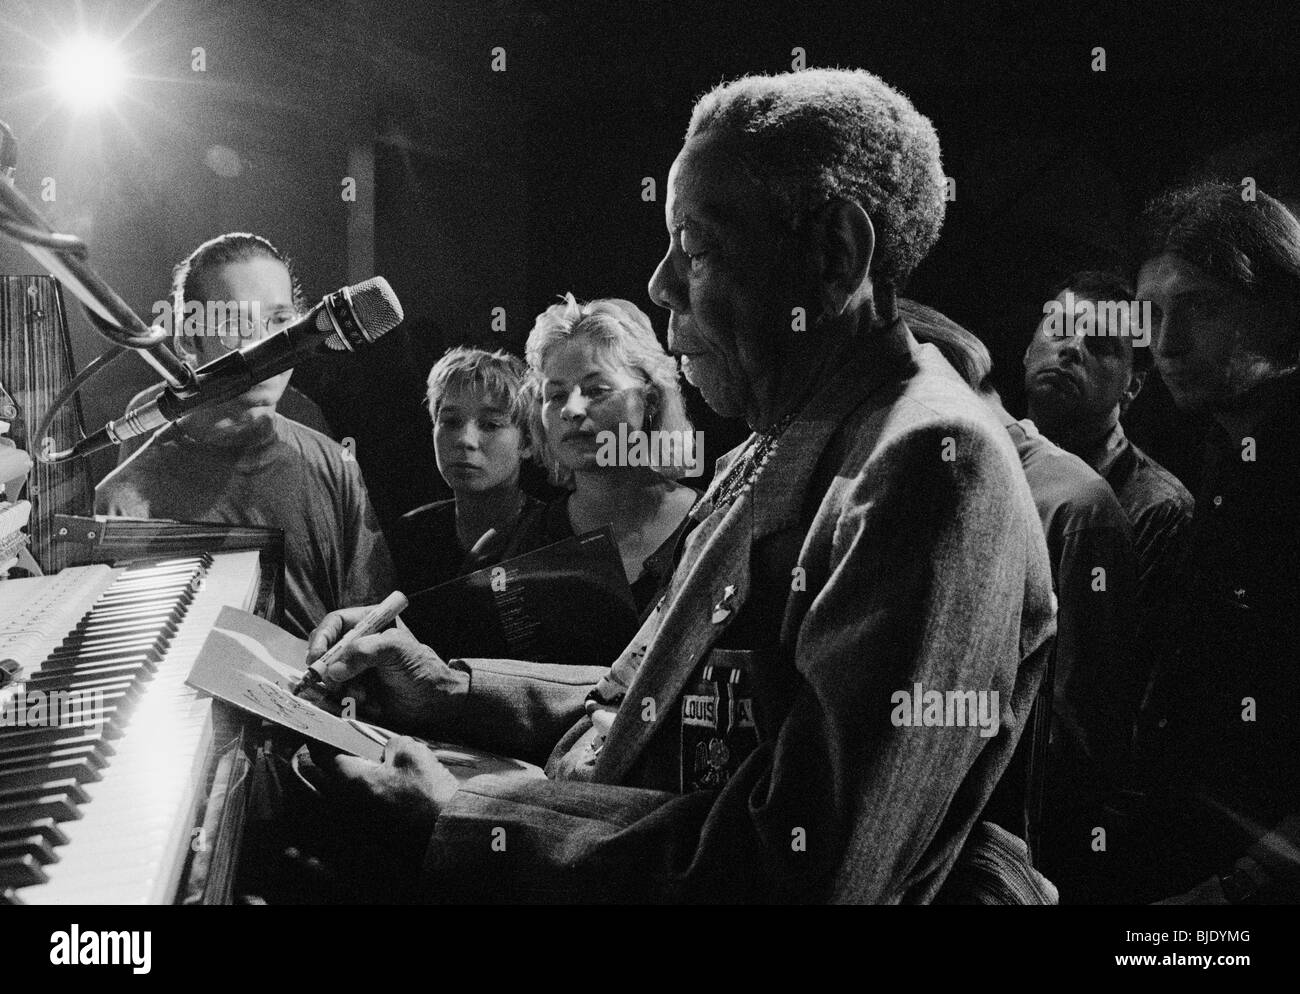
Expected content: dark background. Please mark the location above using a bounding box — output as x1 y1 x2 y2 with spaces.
3 0 1300 534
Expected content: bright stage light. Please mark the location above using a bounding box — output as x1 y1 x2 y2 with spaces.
49 36 127 111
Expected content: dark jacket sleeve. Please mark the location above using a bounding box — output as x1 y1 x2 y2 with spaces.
1050 494 1141 786
440 657 610 765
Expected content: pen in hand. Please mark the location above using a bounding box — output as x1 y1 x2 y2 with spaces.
293 590 409 696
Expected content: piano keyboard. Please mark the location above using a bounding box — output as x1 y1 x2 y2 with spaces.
0 563 117 678
0 550 261 904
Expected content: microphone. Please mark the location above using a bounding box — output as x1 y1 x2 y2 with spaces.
70 276 403 459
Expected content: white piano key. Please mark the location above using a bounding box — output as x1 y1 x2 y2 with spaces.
20 551 261 905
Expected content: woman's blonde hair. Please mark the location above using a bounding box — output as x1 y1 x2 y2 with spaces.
525 293 693 487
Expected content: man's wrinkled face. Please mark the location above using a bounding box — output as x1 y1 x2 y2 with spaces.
1137 253 1294 413
1023 290 1137 427
647 135 800 423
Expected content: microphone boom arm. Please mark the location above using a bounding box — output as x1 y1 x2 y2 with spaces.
0 173 196 392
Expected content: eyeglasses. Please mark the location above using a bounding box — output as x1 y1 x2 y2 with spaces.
212 311 299 352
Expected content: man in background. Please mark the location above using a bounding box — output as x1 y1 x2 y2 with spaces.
1127 182 1300 904
95 232 393 638
902 299 1139 901
1023 271 1192 608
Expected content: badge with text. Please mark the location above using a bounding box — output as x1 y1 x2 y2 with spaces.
680 649 759 792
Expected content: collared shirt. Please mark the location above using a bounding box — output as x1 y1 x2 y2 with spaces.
1082 422 1193 604
1131 373 1300 892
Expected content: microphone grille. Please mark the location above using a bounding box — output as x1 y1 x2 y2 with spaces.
324 276 404 350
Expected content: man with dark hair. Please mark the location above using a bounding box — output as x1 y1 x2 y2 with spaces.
1127 181 1300 904
95 233 394 638
303 68 1055 903
903 299 1139 901
1023 272 1193 605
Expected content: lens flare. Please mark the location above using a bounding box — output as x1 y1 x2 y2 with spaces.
50 36 127 111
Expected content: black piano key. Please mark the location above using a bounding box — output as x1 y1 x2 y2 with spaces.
59 632 169 653
49 638 166 658
0 743 108 774
0 792 83 828
72 688 135 709
0 818 69 848
95 587 193 607
0 778 91 808
0 833 58 865
22 676 144 703
72 617 179 639
0 687 132 716
102 572 189 586
75 608 180 631
59 624 171 644
0 854 47 889
44 645 164 667
100 581 190 599
87 589 185 605
9 690 139 723
0 757 101 788
102 572 196 588
33 655 157 676
66 623 179 647
110 563 202 580
0 733 113 767
86 592 186 610
74 606 181 627
26 665 153 691
95 587 191 603
0 714 117 746
38 650 161 674
24 673 153 697
49 645 165 668
55 632 170 654
112 572 197 587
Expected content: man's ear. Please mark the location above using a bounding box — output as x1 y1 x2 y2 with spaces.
1121 367 1148 414
811 198 875 319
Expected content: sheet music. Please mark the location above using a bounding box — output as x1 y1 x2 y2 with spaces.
187 606 545 783
187 608 385 761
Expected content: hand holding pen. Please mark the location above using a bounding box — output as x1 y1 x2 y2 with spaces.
297 593 463 735
295 590 409 696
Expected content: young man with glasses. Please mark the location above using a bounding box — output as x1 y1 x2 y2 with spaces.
95 232 393 637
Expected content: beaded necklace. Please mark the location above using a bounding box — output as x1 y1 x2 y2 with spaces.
706 412 798 511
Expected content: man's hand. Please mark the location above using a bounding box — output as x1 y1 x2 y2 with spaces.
313 736 460 839
305 605 469 734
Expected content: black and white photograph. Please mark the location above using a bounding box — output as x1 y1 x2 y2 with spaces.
0 0 1294 974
